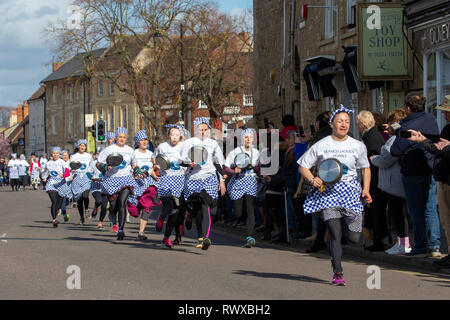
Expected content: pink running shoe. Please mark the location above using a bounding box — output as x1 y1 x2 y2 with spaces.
332 273 346 286
112 224 118 233
162 238 173 248
155 217 164 232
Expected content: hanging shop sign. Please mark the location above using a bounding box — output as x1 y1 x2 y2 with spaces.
357 3 413 80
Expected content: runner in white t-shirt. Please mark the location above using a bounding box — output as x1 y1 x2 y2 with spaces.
298 106 372 286
7 154 20 191
96 127 138 240
69 139 94 225
127 129 160 241
224 128 260 248
152 124 187 248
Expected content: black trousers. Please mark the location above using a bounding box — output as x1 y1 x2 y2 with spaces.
109 188 131 231
77 190 90 223
263 193 285 238
48 191 63 220
387 193 407 238
10 178 19 191
291 193 312 236
233 195 256 237
92 192 108 222
187 191 217 239
325 218 361 274
365 188 389 244
161 197 179 239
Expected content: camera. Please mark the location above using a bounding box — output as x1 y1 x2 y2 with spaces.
400 131 412 138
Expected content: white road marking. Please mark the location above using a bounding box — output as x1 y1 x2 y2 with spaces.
1 233 7 243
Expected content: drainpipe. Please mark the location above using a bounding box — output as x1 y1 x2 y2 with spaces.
290 0 300 89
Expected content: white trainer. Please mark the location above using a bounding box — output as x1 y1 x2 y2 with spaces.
385 244 400 254
388 245 411 255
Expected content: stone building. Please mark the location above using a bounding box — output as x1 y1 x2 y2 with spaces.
253 0 423 137
26 86 46 156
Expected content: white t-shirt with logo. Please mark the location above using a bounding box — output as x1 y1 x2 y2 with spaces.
8 159 20 179
134 149 154 173
69 152 94 178
298 135 369 182
18 159 30 176
153 141 185 176
97 144 136 178
44 159 66 184
225 147 260 177
179 137 225 180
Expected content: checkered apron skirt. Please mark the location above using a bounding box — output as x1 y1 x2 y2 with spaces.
46 174 70 198
158 174 185 198
303 179 364 216
227 172 258 200
90 180 103 194
183 174 219 201
127 176 158 206
71 173 92 200
101 175 138 196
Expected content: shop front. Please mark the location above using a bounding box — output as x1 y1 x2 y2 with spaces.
411 14 450 131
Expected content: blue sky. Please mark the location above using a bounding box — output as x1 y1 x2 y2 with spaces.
0 0 253 109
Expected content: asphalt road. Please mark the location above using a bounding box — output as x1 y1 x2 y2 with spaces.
0 186 449 300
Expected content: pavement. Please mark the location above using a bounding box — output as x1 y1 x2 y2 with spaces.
1 186 450 300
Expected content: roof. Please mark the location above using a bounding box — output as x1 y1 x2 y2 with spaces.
28 86 45 101
41 48 107 83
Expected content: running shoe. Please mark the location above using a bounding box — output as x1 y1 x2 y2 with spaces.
185 213 192 230
97 222 104 229
53 220 58 228
162 238 174 249
173 235 182 245
137 233 148 241
201 237 211 251
195 238 204 248
91 206 98 218
64 213 70 222
332 273 346 286
387 245 411 255
117 230 125 240
78 220 85 226
155 216 164 232
112 224 118 233
245 236 256 248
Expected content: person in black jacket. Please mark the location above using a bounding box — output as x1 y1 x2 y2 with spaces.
357 111 388 251
391 92 442 257
408 97 450 265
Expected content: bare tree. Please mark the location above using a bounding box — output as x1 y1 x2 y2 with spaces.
0 133 12 159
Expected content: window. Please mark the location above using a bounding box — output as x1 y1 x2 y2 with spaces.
109 108 114 130
52 86 57 103
198 100 208 109
109 80 114 96
372 88 384 113
324 0 334 40
97 108 103 121
68 84 74 101
52 115 57 135
243 93 253 107
121 106 127 128
346 0 356 27
68 112 73 135
98 80 103 97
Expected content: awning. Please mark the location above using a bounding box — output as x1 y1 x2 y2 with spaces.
342 46 384 92
302 57 336 101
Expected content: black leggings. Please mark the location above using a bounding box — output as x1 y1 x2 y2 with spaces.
77 190 90 223
10 178 19 191
325 218 361 274
195 204 217 238
109 188 131 231
161 197 180 239
48 191 63 220
92 192 108 222
175 196 187 237
233 195 255 237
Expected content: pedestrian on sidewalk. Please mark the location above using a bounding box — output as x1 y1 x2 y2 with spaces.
370 110 411 255
298 106 372 286
391 92 442 258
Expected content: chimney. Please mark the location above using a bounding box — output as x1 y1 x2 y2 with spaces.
52 62 63 72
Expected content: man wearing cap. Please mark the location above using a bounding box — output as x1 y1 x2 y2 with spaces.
408 95 450 266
